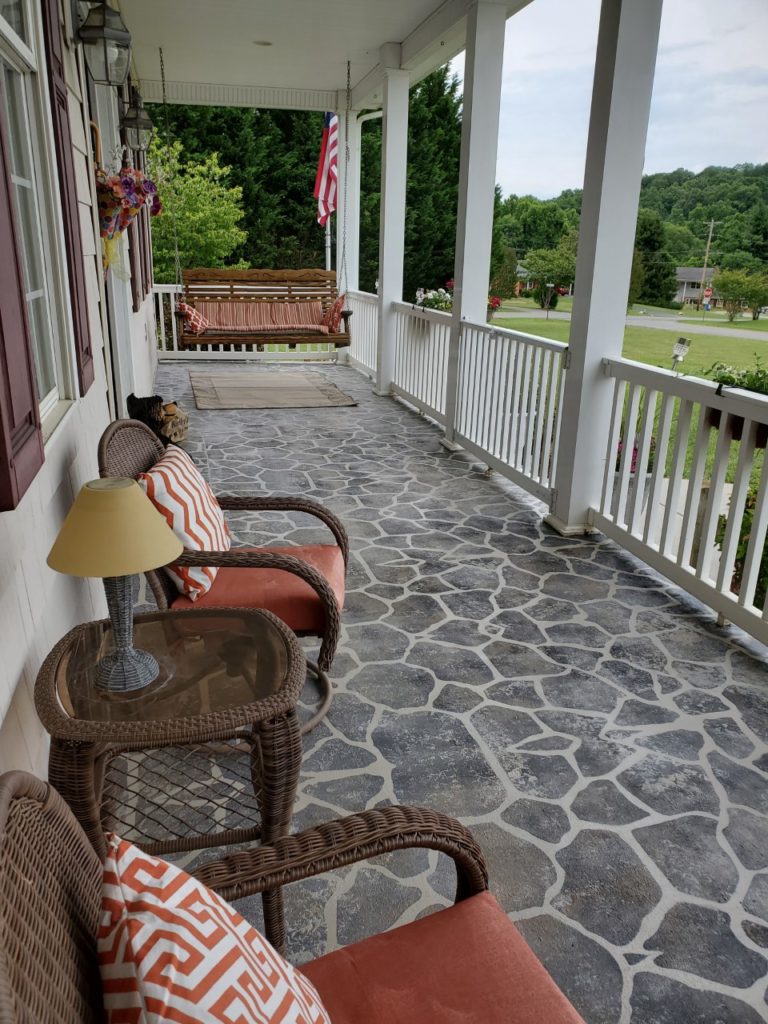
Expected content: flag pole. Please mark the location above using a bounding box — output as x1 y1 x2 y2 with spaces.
325 215 332 271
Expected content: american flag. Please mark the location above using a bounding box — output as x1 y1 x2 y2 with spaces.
314 111 339 226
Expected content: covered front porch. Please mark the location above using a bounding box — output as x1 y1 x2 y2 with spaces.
157 359 768 1023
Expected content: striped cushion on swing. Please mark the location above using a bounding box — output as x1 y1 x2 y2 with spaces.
197 301 273 331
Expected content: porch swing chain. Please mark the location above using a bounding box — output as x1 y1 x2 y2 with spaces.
339 60 350 311
159 47 183 289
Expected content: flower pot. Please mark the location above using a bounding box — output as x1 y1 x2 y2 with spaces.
705 409 768 448
486 308 494 322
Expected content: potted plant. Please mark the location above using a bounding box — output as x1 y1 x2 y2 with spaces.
487 295 502 321
707 360 768 447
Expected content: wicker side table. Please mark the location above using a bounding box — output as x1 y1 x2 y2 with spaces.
34 607 305 950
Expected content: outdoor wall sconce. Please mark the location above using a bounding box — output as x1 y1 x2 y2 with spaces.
78 1 131 87
121 86 154 151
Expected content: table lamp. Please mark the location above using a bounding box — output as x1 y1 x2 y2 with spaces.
47 478 183 692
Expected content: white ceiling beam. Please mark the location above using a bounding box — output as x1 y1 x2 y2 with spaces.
350 0 532 110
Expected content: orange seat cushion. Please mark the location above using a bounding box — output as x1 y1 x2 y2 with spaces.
301 892 585 1024
170 544 345 634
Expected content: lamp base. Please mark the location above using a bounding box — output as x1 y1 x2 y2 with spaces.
94 647 160 692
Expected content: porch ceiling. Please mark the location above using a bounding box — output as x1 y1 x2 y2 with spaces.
119 0 532 111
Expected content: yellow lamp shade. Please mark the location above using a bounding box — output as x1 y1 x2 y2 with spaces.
48 478 183 578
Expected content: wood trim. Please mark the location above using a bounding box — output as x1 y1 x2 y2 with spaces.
42 0 94 395
0 86 44 511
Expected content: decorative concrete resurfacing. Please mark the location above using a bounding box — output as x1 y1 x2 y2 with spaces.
155 360 768 1024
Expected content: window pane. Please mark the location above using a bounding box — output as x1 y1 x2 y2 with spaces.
0 0 25 41
1 61 58 403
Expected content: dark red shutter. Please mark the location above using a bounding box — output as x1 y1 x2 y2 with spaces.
41 0 94 395
0 106 44 511
128 217 142 312
138 151 154 294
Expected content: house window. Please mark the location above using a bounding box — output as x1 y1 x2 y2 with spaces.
0 4 68 419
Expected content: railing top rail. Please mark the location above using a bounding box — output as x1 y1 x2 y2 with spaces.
462 318 569 354
153 282 182 293
392 301 452 325
604 356 768 420
347 289 378 302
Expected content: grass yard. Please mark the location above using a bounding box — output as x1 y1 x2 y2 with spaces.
494 316 767 484
494 317 768 379
499 295 574 314
678 315 768 332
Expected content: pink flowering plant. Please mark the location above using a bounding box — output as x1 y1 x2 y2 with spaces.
96 165 161 241
616 435 656 473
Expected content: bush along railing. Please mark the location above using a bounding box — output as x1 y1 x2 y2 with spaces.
391 303 452 423
453 321 567 501
346 290 379 375
594 357 768 644
152 283 336 360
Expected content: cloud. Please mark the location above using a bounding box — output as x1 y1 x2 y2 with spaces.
457 0 768 198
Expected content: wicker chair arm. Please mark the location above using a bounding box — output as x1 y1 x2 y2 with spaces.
174 547 341 669
194 806 488 906
215 495 349 564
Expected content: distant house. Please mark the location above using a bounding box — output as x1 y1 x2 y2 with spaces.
675 267 716 305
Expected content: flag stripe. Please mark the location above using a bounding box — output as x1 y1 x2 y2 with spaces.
313 112 339 226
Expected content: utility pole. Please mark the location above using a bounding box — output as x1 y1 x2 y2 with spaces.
698 218 719 313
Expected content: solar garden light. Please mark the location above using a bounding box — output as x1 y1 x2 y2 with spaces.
671 337 691 372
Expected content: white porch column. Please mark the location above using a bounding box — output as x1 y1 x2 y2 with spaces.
335 111 360 293
443 2 506 442
547 0 663 534
374 60 409 396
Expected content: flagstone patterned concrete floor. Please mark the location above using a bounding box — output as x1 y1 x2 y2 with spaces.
154 360 768 1024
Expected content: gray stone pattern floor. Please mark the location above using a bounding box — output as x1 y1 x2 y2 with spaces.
152 360 768 1024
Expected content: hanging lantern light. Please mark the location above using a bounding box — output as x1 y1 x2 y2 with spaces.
78 1 131 87
121 86 153 151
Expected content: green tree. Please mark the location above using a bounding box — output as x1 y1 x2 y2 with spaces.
490 247 519 299
523 242 576 309
712 269 750 321
148 138 247 282
627 248 645 308
742 273 768 320
634 208 677 305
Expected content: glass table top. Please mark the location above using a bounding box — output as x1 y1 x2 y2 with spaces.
54 609 291 724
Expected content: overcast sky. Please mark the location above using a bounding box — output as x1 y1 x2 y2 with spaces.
452 0 768 199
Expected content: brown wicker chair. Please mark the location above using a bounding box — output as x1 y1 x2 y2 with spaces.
98 418 349 733
0 771 585 1024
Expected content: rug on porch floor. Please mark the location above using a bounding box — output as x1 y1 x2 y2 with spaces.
189 370 358 410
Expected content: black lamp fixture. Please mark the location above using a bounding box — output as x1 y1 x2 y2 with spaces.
121 86 153 151
78 1 131 87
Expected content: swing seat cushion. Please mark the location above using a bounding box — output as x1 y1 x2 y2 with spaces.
189 299 333 336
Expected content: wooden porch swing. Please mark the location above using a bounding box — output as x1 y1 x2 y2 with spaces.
158 50 352 353
175 268 352 351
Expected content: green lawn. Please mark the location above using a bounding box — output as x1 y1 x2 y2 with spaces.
494 316 767 484
494 317 768 379
499 295 574 314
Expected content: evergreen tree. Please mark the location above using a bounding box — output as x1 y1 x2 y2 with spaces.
634 209 677 306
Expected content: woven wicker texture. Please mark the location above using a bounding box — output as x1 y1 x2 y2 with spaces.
97 419 349 674
0 770 488 1021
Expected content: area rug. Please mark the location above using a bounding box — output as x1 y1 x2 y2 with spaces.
189 370 357 410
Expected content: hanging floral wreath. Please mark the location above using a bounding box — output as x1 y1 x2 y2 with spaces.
96 165 161 272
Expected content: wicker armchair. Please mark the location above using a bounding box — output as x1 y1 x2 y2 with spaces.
98 418 349 732
0 771 584 1024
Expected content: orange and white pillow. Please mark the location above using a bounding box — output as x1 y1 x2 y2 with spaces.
321 294 346 334
177 301 210 335
138 445 230 600
98 834 332 1024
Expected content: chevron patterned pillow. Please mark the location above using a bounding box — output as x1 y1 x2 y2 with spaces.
98 834 332 1023
138 444 231 600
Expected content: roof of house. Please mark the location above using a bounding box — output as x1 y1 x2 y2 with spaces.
676 267 715 283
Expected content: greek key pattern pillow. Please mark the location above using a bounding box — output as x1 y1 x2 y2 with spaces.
98 834 332 1023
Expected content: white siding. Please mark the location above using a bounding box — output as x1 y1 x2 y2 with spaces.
0 3 112 776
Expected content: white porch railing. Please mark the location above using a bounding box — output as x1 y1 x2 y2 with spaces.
153 284 337 360
454 321 567 501
392 303 451 422
346 290 378 375
593 358 768 643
